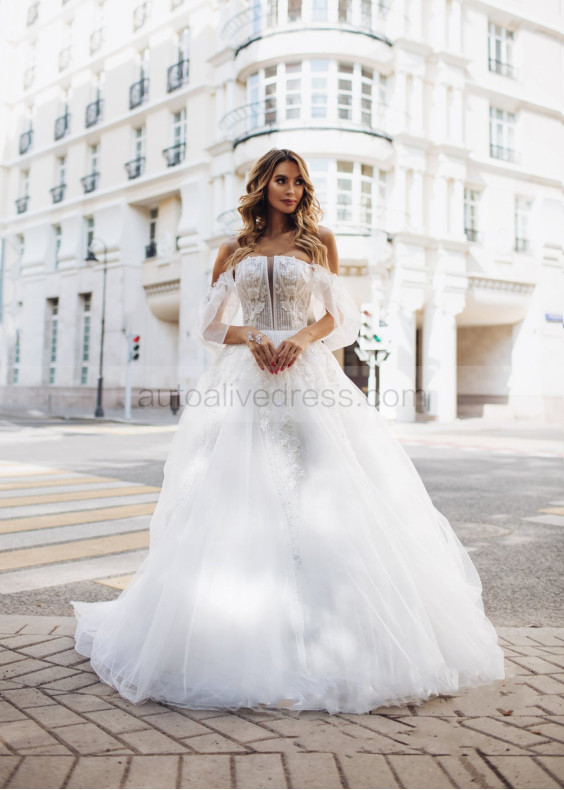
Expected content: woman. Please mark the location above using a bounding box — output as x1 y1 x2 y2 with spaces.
72 148 505 715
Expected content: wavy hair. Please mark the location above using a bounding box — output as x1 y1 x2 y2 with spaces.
224 148 329 272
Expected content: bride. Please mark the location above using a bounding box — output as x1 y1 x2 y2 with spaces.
71 148 505 715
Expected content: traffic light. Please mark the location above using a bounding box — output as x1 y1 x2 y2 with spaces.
128 334 141 362
358 303 381 350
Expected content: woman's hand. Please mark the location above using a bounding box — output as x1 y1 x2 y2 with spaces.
270 331 310 373
245 328 276 372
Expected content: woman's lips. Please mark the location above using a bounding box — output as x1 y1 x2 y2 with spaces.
282 200 296 205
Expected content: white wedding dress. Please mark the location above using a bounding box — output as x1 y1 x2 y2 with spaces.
72 254 505 714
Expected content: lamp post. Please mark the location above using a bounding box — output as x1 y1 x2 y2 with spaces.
85 239 108 418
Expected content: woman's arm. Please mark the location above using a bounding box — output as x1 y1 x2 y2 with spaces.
292 225 338 345
211 241 252 346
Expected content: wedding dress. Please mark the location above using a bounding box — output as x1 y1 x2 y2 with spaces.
71 254 505 714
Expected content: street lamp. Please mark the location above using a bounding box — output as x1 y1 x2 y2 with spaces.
85 239 108 418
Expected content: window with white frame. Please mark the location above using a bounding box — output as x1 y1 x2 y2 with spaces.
489 106 516 161
515 196 532 252
79 292 91 385
47 298 59 385
285 62 301 120
311 59 329 118
54 225 62 269
288 0 302 22
464 187 481 242
85 216 94 256
12 329 21 384
173 109 186 145
89 143 99 174
177 27 190 61
307 158 386 230
20 169 30 198
488 23 514 77
134 126 145 160
57 155 66 185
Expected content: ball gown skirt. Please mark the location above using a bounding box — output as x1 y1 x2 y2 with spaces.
71 255 505 715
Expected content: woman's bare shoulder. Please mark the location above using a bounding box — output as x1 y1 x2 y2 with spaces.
212 237 239 283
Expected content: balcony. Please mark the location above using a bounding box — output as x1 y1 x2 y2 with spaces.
488 58 516 78
162 141 186 167
145 241 157 258
167 59 190 92
464 227 481 243
515 237 531 253
26 2 39 26
50 184 66 204
129 78 149 110
15 196 29 214
19 130 33 155
133 1 150 31
219 98 394 147
80 172 99 194
90 27 105 55
125 156 145 179
221 0 395 54
54 113 70 140
59 46 71 71
85 98 103 128
490 143 518 163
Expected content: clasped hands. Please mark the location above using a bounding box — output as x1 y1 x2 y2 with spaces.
245 328 308 374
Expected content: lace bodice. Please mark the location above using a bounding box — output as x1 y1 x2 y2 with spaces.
235 255 314 331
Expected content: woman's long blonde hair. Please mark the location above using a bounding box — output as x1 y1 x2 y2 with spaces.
224 148 329 272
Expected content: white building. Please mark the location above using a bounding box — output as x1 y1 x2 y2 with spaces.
0 0 562 422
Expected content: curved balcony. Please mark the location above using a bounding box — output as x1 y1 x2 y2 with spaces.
219 98 401 148
222 0 401 55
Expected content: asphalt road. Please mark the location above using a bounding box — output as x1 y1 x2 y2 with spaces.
0 414 561 627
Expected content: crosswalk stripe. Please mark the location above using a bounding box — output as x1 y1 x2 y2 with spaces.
95 574 135 591
0 502 156 534
539 506 564 516
0 465 67 477
0 530 150 572
0 485 160 508
0 476 115 491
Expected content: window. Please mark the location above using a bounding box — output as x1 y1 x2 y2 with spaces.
79 293 91 385
177 27 190 61
285 62 301 120
489 106 516 161
310 59 329 119
20 170 30 198
173 109 186 144
85 216 94 257
312 0 328 22
149 208 158 243
47 298 59 385
360 66 373 126
337 62 354 120
57 156 66 185
337 161 354 222
135 126 145 159
287 0 302 22
12 329 21 385
90 143 99 174
515 197 532 252
488 23 514 77
464 188 481 242
308 158 385 230
264 65 277 124
54 225 62 269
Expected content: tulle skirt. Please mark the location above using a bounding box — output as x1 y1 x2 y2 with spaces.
72 330 505 715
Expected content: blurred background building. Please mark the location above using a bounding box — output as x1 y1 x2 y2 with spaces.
0 0 562 423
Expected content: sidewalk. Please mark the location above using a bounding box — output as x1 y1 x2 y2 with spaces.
0 615 562 789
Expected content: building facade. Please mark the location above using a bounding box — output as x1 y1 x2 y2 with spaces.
0 0 562 422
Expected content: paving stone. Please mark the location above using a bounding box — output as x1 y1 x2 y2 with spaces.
510 656 564 674
75 681 117 696
322 721 419 754
6 755 74 789
0 650 26 667
436 749 506 789
66 756 128 789
187 733 249 753
204 714 274 743
43 673 105 692
0 659 51 679
246 737 306 754
537 756 564 784
18 638 75 659
107 696 171 716
180 755 231 788
0 758 20 787
461 716 549 748
488 755 561 788
339 753 400 788
284 752 342 788
536 696 564 716
526 720 564 743
14 665 81 686
142 710 213 738
387 755 454 788
46 692 114 712
26 704 85 728
124 755 180 788
83 707 152 734
53 722 129 755
17 745 73 756
234 753 286 788
0 700 27 723
118 728 188 754
1 719 67 753
44 649 88 667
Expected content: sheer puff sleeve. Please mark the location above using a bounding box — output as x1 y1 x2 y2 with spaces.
310 265 362 352
191 269 241 356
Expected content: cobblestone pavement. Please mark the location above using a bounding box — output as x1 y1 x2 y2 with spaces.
0 616 562 789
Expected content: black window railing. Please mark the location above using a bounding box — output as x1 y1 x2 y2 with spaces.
85 98 103 128
80 172 99 193
50 184 66 204
15 196 29 214
145 241 157 258
19 130 33 155
133 1 150 31
130 78 149 110
125 156 145 179
488 58 515 78
464 227 480 243
167 59 189 92
489 143 517 163
515 237 531 253
162 141 186 167
54 113 70 140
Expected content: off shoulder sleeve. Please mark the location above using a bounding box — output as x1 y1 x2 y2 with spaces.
191 269 241 356
310 265 362 352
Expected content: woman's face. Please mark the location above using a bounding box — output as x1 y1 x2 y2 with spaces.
265 160 305 216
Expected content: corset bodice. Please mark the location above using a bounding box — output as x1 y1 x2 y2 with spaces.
235 255 315 331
